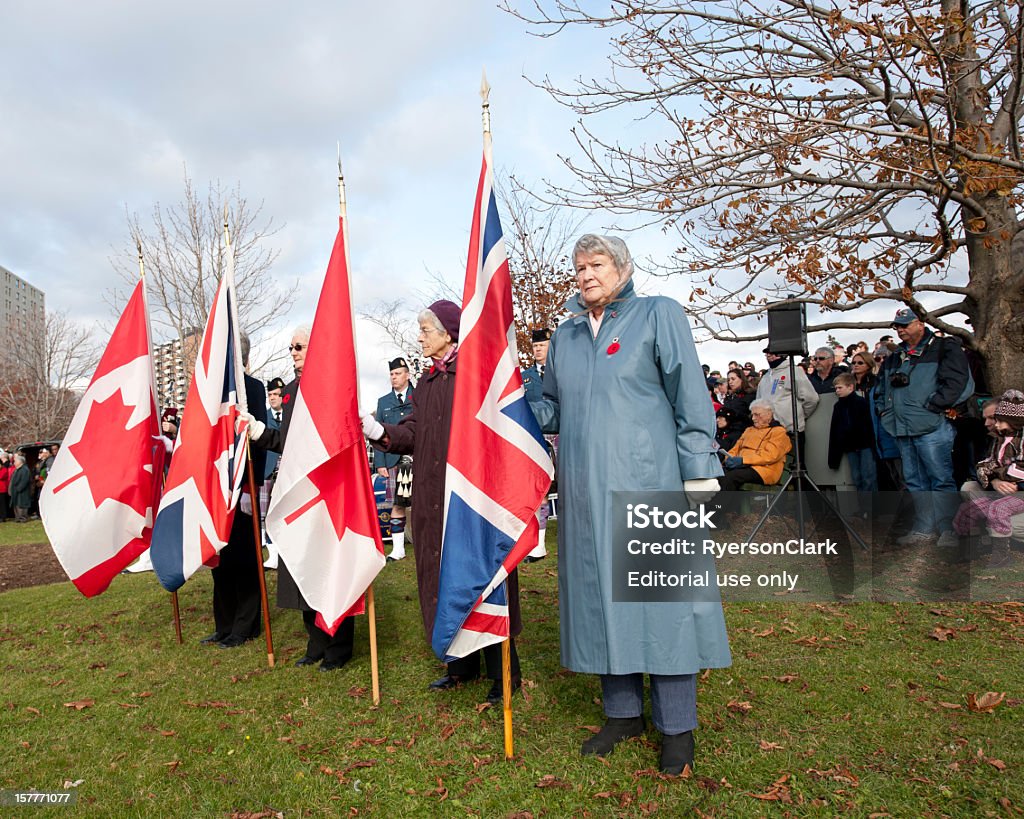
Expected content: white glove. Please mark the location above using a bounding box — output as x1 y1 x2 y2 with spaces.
684 478 720 506
361 413 385 441
237 410 265 441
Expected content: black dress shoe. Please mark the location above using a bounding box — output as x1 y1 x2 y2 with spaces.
200 632 227 645
523 555 546 564
581 716 645 757
218 635 253 649
319 658 350 672
428 674 479 691
660 730 695 775
486 676 522 704
294 655 322 667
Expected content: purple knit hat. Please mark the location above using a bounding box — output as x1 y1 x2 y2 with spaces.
427 300 462 342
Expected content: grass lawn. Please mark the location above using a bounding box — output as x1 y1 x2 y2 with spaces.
0 524 1022 817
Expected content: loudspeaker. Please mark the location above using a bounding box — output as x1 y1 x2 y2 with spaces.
766 301 807 357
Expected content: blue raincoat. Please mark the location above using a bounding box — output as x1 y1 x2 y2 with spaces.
530 282 732 675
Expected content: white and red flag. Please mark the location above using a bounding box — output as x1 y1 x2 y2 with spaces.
265 216 386 634
150 254 248 591
40 280 165 596
433 130 554 661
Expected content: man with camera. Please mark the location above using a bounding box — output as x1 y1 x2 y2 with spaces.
874 308 972 548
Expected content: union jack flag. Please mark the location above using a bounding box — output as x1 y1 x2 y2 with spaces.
432 130 555 662
151 251 249 591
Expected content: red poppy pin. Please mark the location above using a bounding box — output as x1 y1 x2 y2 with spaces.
282 393 291 404
607 337 621 355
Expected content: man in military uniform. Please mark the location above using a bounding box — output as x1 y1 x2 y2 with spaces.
522 328 555 563
261 377 286 569
374 357 415 561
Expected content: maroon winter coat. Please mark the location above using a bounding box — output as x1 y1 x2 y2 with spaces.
375 355 522 643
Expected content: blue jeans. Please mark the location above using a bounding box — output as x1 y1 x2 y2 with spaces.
847 448 877 494
895 421 957 534
600 673 697 735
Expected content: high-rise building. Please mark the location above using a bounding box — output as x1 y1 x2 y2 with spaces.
0 264 45 337
153 329 202 411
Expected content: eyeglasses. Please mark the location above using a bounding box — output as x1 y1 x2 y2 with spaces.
812 356 832 360
852 360 868 366
288 343 305 352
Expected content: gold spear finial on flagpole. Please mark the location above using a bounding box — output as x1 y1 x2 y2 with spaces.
136 240 145 281
480 69 491 136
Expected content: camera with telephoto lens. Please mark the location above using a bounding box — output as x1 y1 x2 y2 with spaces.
889 371 910 388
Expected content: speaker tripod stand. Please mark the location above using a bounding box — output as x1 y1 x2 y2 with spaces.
744 355 869 552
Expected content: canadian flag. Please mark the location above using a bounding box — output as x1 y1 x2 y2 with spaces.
41 280 165 597
265 215 385 633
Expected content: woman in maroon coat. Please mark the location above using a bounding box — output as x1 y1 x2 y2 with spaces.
365 300 522 704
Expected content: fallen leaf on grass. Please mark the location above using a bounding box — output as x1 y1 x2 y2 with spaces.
937 702 962 710
775 674 798 684
427 777 448 800
117 703 139 709
929 626 956 641
474 702 492 713
163 760 180 772
535 774 571 789
727 699 753 714
987 758 1007 771
347 686 367 698
578 725 602 734
25 707 41 716
440 724 455 741
758 740 784 751
749 774 792 802
160 730 176 737
752 627 775 637
967 692 1005 713
229 811 284 819
64 699 95 711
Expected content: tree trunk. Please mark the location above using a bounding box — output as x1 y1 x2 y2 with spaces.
964 194 1024 392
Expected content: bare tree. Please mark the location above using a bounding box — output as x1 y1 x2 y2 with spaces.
112 170 294 373
499 178 584 365
0 310 98 445
509 0 1024 389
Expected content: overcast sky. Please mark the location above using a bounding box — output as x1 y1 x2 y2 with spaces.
1 2 911 401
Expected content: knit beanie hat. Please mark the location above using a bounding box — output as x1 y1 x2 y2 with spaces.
994 389 1024 427
427 300 462 343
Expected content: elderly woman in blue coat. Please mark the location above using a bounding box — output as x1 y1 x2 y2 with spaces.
529 234 731 775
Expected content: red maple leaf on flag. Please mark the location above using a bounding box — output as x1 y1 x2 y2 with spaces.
54 392 158 514
284 447 365 539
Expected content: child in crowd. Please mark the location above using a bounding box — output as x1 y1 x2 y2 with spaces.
828 373 877 493
953 389 1024 567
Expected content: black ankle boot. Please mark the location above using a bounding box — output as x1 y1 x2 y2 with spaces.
660 730 695 775
580 716 645 757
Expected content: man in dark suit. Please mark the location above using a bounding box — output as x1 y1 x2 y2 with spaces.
202 332 268 649
373 357 415 561
245 327 355 671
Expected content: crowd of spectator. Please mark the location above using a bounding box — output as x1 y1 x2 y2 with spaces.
0 444 59 523
701 309 1021 564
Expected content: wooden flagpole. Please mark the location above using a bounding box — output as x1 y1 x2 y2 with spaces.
339 146 381 706
139 241 183 644
479 69 514 760
245 437 275 668
223 215 275 669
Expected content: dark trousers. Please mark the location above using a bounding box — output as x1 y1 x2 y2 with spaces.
212 511 262 640
719 466 764 492
447 638 520 681
0 495 9 521
302 610 355 664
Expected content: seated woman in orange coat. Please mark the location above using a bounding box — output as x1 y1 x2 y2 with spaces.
718 400 792 491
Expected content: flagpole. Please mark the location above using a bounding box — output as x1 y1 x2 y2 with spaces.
245 437 275 668
223 216 275 669
479 69 515 759
339 146 382 707
140 242 184 644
